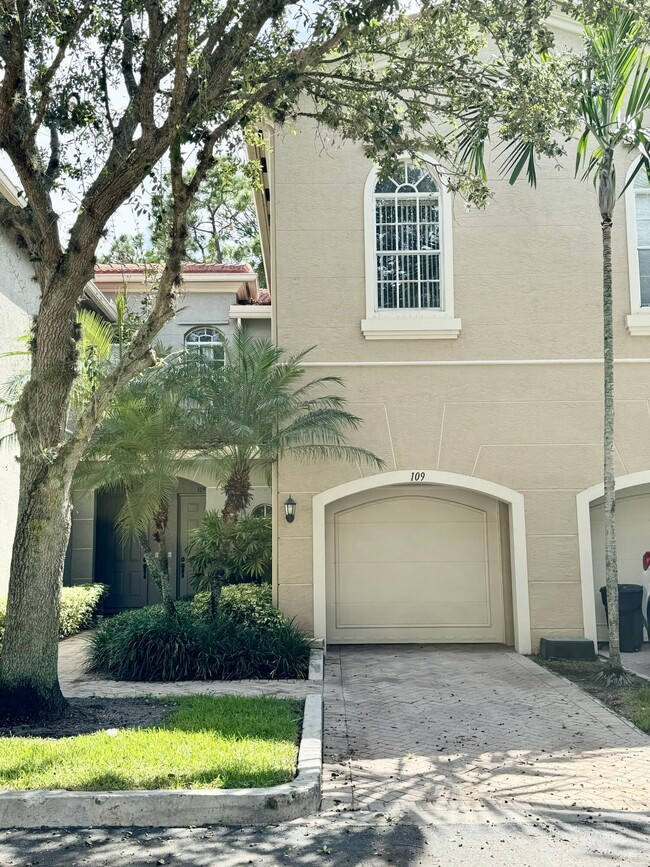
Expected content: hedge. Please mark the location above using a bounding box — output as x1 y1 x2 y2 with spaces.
0 583 107 646
88 583 310 681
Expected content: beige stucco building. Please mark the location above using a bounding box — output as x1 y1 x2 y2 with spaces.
265 24 650 653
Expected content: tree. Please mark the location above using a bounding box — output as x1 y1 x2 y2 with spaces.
104 156 263 279
79 375 197 618
0 0 573 719
454 3 650 681
182 330 386 522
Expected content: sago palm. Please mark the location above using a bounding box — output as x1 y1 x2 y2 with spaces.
454 7 650 678
179 329 385 521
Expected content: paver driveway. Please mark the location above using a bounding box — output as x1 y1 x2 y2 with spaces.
323 646 650 819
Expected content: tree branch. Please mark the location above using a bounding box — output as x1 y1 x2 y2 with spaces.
31 0 94 132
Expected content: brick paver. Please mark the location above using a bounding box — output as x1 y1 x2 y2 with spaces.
323 646 650 818
59 633 320 699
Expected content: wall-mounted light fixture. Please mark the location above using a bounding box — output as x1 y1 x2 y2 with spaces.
284 496 297 523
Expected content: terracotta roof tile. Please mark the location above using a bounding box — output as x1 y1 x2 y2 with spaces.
94 262 254 275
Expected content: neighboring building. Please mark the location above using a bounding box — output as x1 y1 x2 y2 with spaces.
264 16 650 653
65 263 273 611
0 171 40 599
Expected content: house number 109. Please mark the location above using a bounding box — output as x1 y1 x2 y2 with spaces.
410 472 426 482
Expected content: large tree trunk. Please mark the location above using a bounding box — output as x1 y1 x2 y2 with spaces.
0 456 73 719
601 212 622 673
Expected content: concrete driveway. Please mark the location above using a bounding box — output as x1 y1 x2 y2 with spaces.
323 646 650 820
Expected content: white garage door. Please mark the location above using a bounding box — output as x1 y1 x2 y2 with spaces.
326 486 506 644
591 490 650 642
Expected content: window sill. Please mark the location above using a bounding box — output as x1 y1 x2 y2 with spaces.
626 313 650 336
361 316 462 340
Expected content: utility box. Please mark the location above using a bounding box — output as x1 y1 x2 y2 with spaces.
539 637 597 660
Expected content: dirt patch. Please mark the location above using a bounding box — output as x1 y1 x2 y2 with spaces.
0 697 176 739
534 656 650 734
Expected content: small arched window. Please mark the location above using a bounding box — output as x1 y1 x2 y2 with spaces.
374 164 441 311
184 327 224 362
252 503 272 519
633 170 650 307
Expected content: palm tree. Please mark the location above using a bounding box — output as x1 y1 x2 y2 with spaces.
79 373 198 617
455 7 650 679
180 330 386 521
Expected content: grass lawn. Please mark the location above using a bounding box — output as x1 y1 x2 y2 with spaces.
0 696 302 791
535 656 650 734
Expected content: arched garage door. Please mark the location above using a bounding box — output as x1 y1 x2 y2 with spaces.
590 487 650 642
325 485 511 644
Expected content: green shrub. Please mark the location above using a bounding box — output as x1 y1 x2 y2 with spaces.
59 584 108 638
192 584 284 629
187 513 272 588
0 583 107 647
88 583 310 681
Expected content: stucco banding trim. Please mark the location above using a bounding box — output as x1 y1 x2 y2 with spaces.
576 470 650 650
312 470 532 654
0 695 323 828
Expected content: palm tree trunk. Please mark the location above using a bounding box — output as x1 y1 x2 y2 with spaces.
142 501 176 618
602 212 622 672
222 463 253 522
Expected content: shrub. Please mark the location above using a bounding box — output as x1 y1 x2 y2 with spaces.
88 583 310 681
192 584 284 629
0 583 107 647
187 513 272 588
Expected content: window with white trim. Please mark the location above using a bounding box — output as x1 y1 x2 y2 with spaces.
374 165 441 311
625 161 650 335
251 503 272 518
634 171 650 307
362 160 460 340
184 326 224 361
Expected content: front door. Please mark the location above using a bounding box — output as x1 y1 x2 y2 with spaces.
95 491 149 612
177 494 206 597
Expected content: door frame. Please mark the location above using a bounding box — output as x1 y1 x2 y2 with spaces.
312 470 531 653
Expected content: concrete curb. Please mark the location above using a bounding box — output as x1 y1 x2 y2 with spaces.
0 694 323 828
308 647 324 682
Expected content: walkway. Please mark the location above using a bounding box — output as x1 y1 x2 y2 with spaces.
323 645 650 820
58 632 321 699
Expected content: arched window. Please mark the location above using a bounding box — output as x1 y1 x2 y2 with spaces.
252 503 272 518
184 327 224 362
362 161 459 340
374 164 441 310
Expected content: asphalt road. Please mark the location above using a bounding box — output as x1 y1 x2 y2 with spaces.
1 813 649 867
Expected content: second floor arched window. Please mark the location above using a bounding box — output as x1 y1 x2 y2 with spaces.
184 326 225 362
374 163 441 311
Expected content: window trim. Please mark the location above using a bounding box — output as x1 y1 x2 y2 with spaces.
625 156 650 335
361 159 460 340
251 503 272 518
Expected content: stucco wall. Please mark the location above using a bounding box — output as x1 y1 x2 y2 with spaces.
270 116 650 648
0 229 39 597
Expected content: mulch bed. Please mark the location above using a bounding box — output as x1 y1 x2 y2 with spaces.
0 698 175 739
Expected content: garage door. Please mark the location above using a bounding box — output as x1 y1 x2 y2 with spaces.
326 486 506 644
591 490 650 641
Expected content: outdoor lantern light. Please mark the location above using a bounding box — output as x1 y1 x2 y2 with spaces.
284 496 297 523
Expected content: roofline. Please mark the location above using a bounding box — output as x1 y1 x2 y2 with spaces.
0 167 24 208
93 271 258 285
229 304 272 320
84 281 118 322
